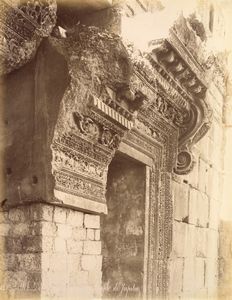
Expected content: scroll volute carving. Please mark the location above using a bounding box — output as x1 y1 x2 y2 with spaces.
148 36 212 175
174 99 212 175
51 25 147 213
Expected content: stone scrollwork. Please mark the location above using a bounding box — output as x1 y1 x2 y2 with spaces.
0 0 57 74
147 28 212 175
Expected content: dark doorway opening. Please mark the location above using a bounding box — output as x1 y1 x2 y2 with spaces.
101 152 146 299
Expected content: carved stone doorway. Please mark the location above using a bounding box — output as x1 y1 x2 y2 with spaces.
101 149 150 299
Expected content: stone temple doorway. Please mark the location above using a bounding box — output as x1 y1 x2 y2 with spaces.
101 150 148 299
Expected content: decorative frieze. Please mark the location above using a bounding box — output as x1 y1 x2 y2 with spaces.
0 0 57 74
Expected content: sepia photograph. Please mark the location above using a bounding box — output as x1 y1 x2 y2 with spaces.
0 0 232 299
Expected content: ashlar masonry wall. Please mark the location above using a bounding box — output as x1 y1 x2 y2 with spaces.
169 82 224 298
0 204 102 300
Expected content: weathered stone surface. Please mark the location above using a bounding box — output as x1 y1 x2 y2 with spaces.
81 255 102 271
83 241 101 255
198 158 209 193
86 229 95 240
196 227 207 257
69 271 89 286
95 229 100 241
169 258 184 295
195 258 205 290
67 210 84 228
184 224 196 257
72 227 86 240
207 229 218 258
84 214 100 229
56 223 72 239
67 240 83 254
8 208 28 223
188 188 198 225
183 257 196 295
172 221 187 257
30 204 54 222
197 192 209 227
53 206 67 224
173 180 189 222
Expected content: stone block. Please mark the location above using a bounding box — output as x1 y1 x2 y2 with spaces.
183 257 196 294
30 204 53 222
67 239 83 254
69 271 89 286
10 223 30 236
42 236 54 253
88 270 102 292
43 269 68 289
53 206 67 224
206 258 218 292
5 271 28 290
209 199 219 230
23 236 43 253
212 171 221 201
83 241 101 255
207 229 218 259
72 228 86 240
95 229 100 241
195 258 205 290
49 253 67 272
84 214 100 229
18 254 41 272
184 224 196 257
67 210 84 227
41 221 57 237
0 223 10 236
67 254 81 275
188 188 198 225
54 237 66 253
41 253 50 272
40 205 54 222
197 192 208 227
26 272 41 290
81 255 102 271
173 181 189 222
56 223 72 239
6 236 42 253
8 208 28 223
196 227 207 258
86 229 95 240
172 221 187 257
4 254 19 271
198 159 208 193
0 211 8 223
5 237 22 253
169 258 184 296
206 166 213 197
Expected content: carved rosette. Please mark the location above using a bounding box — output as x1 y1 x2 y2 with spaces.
0 0 57 74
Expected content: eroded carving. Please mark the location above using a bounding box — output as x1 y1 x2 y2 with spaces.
0 0 57 74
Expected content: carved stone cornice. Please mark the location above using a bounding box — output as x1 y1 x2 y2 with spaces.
49 25 147 213
144 30 212 175
0 0 57 74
